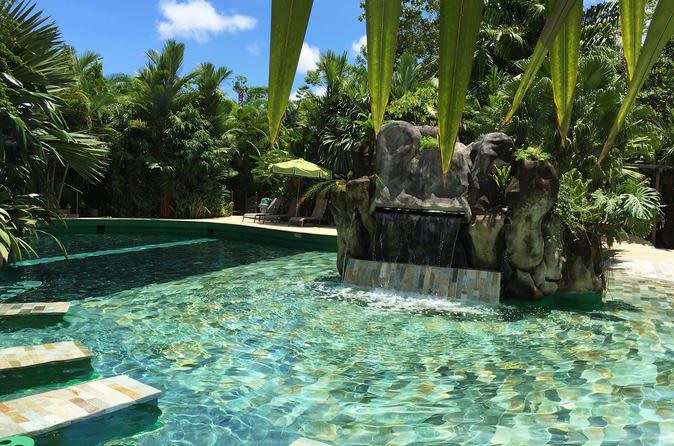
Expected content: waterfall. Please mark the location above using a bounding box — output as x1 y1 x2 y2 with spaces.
373 209 467 268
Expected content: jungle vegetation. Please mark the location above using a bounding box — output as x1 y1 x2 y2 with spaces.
0 0 672 262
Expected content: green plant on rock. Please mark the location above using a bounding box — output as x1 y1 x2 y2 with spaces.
515 145 551 161
491 164 512 208
419 136 439 150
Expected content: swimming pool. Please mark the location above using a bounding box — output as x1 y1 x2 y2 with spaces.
1 231 674 445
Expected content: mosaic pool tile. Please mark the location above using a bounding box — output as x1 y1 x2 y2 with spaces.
343 257 501 303
0 302 69 317
0 375 161 437
0 341 92 372
1 233 674 444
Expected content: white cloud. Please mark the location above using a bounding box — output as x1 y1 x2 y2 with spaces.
158 0 257 43
297 42 320 73
351 34 367 54
246 42 261 56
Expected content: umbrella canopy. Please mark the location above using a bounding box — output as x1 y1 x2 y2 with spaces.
268 158 332 179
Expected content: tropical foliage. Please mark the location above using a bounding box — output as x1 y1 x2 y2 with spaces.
0 0 107 262
1 0 672 262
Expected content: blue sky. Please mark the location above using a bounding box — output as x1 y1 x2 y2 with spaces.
41 0 603 98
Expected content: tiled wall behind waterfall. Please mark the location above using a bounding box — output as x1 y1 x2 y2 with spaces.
344 258 501 303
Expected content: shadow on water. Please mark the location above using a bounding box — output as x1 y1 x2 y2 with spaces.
502 291 642 322
0 361 95 397
32 404 162 446
0 236 300 304
0 315 70 332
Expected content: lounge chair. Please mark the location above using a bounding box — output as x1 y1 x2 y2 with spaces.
258 197 297 223
289 199 328 227
242 198 281 222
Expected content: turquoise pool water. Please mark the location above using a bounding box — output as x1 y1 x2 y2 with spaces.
1 233 674 445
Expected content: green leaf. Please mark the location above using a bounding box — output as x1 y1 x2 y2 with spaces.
1 72 23 88
549 0 582 141
0 242 8 263
502 0 580 126
267 0 314 146
619 0 647 80
600 0 674 163
437 0 484 173
365 0 402 135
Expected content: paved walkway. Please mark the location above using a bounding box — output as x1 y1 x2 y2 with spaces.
609 241 674 283
196 216 337 236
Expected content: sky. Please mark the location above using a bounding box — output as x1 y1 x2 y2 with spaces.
40 0 604 99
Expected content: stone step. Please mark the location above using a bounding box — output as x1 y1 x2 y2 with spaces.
0 376 162 438
0 302 70 317
0 341 93 373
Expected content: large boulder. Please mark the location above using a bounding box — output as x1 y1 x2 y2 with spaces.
374 121 472 218
532 216 564 296
504 159 560 271
467 132 516 209
560 232 605 292
466 214 505 269
331 177 376 275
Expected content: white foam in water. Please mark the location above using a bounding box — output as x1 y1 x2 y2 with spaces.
307 281 500 317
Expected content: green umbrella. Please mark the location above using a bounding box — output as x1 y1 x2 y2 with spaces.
268 158 332 216
269 158 332 179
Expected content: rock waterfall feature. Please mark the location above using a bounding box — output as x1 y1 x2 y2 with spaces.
332 121 604 301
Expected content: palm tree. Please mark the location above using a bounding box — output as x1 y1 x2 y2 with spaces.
193 62 233 135
60 48 118 132
0 0 107 195
0 0 107 260
135 39 194 151
391 52 423 99
306 50 351 98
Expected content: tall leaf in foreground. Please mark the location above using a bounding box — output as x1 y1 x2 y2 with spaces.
599 0 674 163
267 0 313 146
502 0 579 126
365 0 402 135
619 0 647 80
549 0 582 141
437 0 483 173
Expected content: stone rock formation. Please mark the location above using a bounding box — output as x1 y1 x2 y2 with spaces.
374 121 472 218
331 121 606 299
331 177 376 275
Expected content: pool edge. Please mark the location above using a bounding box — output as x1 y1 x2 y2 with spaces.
60 218 337 252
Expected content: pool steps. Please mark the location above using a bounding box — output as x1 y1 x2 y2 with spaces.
0 375 161 438
0 341 92 373
11 238 217 267
0 302 70 317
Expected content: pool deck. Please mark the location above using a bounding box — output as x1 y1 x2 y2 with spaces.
70 216 338 237
0 375 161 438
0 302 70 317
0 341 92 373
609 241 674 282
